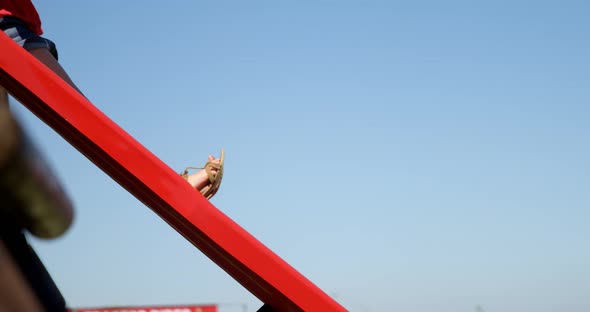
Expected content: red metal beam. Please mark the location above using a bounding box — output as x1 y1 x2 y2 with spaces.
0 32 346 312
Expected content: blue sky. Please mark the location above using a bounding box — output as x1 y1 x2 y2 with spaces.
9 1 589 311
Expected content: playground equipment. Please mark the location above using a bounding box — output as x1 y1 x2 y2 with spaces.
0 32 346 312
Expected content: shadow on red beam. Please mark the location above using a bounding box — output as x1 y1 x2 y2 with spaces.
0 33 346 312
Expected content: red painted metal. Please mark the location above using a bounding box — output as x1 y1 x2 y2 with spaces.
0 32 346 312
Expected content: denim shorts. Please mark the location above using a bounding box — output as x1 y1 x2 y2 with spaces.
0 16 58 60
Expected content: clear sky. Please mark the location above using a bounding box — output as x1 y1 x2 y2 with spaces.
9 1 589 311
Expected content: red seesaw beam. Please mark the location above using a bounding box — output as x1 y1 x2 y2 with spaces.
0 32 346 312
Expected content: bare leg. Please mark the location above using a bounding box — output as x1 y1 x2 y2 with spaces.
0 47 84 109
28 48 84 96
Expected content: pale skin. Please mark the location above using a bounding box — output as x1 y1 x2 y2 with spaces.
0 48 220 192
185 155 222 190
